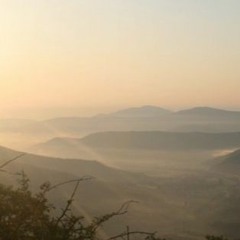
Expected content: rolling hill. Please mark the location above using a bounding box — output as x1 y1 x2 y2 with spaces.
1 145 240 238
34 131 240 152
30 130 240 178
80 131 240 150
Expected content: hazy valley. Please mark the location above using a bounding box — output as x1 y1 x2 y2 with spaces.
1 106 240 239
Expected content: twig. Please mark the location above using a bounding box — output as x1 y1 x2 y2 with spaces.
54 176 94 226
107 231 158 240
55 179 81 226
89 200 138 234
0 153 25 170
47 176 94 192
127 226 130 240
116 201 138 215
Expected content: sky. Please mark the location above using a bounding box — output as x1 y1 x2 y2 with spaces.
0 0 240 118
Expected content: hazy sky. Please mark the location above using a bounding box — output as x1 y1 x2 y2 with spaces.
0 0 240 118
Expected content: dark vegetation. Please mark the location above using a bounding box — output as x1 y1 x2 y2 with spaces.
0 155 161 240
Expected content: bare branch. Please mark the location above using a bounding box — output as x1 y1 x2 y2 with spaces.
107 231 158 240
89 200 138 233
116 200 138 215
55 179 81 226
0 153 25 170
47 176 94 192
0 154 26 176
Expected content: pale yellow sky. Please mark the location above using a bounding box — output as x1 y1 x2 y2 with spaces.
0 0 240 118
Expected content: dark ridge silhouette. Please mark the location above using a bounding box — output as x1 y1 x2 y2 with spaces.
78 131 240 150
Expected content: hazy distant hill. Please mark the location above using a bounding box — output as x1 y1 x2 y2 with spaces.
109 105 172 117
30 131 240 164
176 107 240 120
177 107 240 116
2 106 240 135
214 149 240 174
41 105 173 134
32 131 240 154
30 131 240 175
2 106 240 150
41 106 240 134
79 131 240 150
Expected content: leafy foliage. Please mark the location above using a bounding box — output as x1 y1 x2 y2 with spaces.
0 172 161 240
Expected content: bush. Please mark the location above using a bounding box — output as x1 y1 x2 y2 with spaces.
0 171 160 240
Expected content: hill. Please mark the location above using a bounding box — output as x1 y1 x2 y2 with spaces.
39 106 240 136
30 131 240 174
79 131 240 150
109 105 172 117
2 106 240 150
214 149 240 175
1 146 240 238
176 107 240 117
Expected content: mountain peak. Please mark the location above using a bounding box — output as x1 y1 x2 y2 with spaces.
177 107 239 115
111 105 171 117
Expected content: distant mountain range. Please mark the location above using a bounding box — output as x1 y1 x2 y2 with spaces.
2 106 240 149
45 106 240 122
